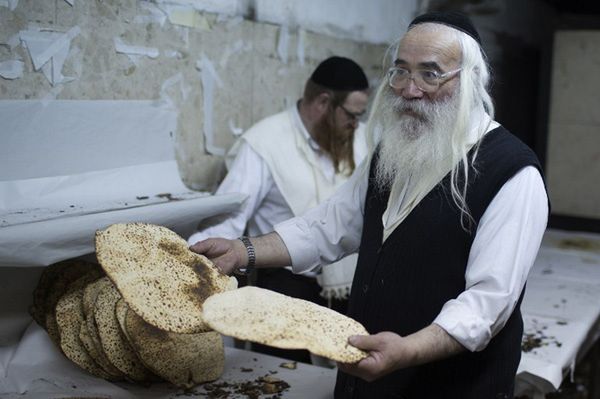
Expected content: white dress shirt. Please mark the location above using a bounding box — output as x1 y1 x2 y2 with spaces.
274 153 548 351
187 141 294 243
188 105 366 250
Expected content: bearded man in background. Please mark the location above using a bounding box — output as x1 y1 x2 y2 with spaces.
188 56 370 364
191 11 549 399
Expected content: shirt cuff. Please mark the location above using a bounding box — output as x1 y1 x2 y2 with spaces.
187 231 205 246
274 217 321 274
433 300 492 352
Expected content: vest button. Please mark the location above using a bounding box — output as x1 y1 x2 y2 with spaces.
346 378 355 394
362 284 369 293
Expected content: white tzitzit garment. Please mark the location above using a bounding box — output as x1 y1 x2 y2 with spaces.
316 255 357 301
234 106 368 300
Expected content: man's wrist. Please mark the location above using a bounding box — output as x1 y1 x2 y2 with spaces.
236 236 256 275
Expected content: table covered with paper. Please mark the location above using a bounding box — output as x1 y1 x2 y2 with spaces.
515 228 600 398
0 98 246 389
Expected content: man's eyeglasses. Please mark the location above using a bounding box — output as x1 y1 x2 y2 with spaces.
387 67 462 93
339 104 366 121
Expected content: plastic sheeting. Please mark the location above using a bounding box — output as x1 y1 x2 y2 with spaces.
0 160 245 267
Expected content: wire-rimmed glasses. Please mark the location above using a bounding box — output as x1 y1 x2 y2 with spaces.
339 104 366 122
387 67 462 93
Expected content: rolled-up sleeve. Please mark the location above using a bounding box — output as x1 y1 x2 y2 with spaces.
275 158 370 275
433 166 548 351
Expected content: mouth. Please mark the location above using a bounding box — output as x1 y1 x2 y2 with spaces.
398 108 425 121
401 108 419 116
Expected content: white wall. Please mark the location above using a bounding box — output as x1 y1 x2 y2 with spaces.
546 30 600 219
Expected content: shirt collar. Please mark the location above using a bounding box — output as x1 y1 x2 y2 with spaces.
290 102 322 152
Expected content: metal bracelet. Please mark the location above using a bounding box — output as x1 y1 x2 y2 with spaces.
237 236 255 275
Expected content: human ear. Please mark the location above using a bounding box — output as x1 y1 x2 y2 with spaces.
317 92 332 111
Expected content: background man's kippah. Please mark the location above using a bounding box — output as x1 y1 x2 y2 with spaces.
409 11 481 45
310 56 369 91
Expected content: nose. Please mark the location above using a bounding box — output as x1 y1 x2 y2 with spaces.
398 79 424 100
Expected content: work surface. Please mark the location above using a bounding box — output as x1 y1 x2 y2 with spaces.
516 228 600 397
0 323 336 399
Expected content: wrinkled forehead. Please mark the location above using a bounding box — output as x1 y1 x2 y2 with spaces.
396 23 462 69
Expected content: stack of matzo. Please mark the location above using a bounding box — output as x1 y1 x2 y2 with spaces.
30 223 237 388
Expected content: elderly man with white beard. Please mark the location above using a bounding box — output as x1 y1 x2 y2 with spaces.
191 11 549 399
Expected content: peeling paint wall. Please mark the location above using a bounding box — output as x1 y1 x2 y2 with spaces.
0 0 412 191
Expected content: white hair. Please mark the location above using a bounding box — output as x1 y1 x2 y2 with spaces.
365 24 495 231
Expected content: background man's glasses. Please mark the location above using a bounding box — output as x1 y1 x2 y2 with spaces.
339 104 366 121
387 67 462 93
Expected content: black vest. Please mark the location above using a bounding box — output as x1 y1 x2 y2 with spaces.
335 127 546 399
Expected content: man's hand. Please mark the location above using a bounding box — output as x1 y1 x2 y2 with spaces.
337 332 406 382
338 325 465 382
189 238 246 275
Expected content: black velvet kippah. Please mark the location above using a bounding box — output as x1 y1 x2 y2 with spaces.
310 56 369 91
409 11 481 45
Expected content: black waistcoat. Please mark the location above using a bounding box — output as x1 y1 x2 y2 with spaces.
335 127 545 399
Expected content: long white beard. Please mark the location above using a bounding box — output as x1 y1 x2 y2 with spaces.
375 89 460 191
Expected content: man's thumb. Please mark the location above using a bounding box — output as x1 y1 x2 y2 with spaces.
348 334 377 351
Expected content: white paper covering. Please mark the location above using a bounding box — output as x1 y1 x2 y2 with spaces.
516 229 600 396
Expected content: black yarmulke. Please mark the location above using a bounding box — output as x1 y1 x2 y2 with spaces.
310 56 369 91
409 11 481 45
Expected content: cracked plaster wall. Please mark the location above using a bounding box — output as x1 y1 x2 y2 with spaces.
0 0 390 192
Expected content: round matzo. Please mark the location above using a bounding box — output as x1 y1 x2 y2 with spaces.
202 286 369 363
95 223 237 333
55 275 113 379
80 277 125 380
38 260 103 345
122 301 224 388
94 281 156 382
